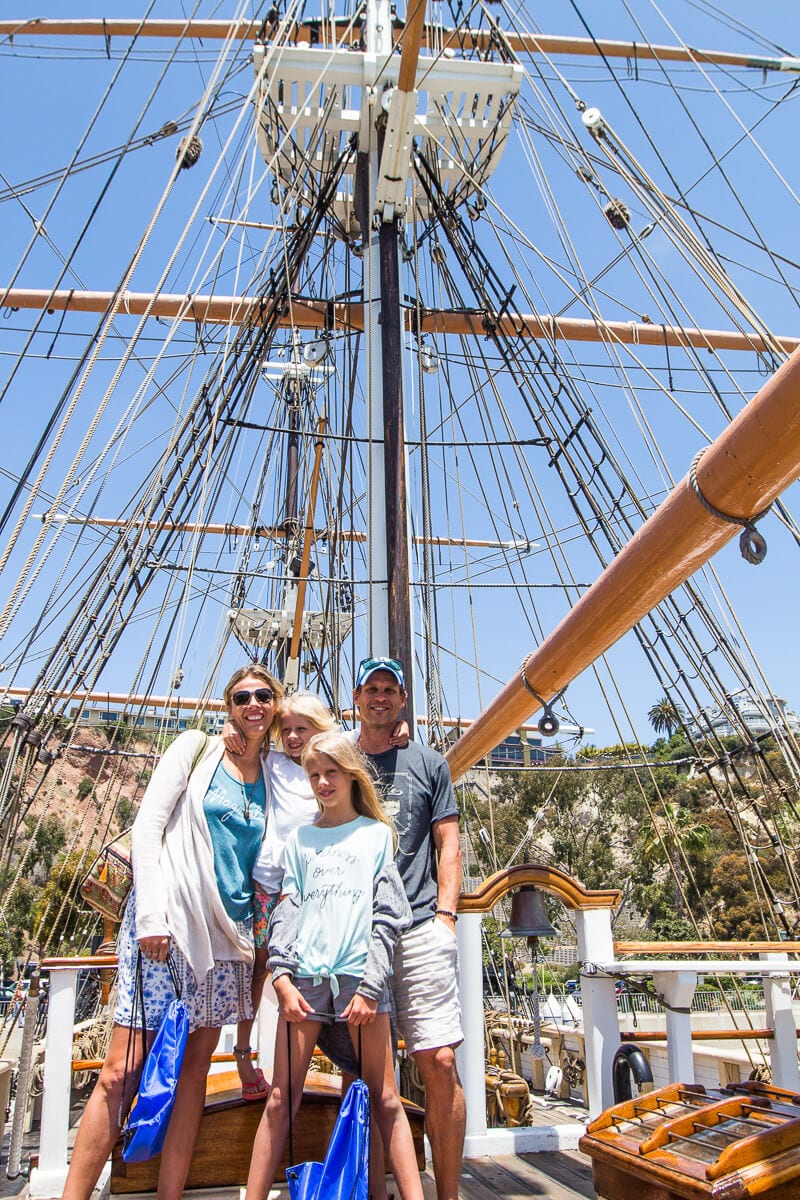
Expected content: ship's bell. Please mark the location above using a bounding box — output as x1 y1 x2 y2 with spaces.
502 887 555 1062
502 886 557 939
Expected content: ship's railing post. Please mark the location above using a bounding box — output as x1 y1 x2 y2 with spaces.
760 951 800 1091
256 974 279 1077
456 911 487 1150
28 965 84 1200
653 969 696 1084
575 907 619 1116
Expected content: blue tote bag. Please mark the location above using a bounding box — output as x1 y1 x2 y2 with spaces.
121 952 190 1163
285 1028 369 1200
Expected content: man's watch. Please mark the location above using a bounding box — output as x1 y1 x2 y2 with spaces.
436 909 458 922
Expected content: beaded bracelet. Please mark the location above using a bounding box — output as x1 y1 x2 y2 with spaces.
436 909 458 921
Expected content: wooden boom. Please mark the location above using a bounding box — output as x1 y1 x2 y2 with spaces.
445 346 800 781
2 287 796 353
1 19 798 74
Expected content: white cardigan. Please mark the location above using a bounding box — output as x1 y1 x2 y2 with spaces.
131 730 270 982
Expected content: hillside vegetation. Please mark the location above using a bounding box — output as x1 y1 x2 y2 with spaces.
0 723 155 973
462 729 800 947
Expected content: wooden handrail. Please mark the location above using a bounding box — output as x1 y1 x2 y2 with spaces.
41 954 118 970
615 941 800 955
70 1050 251 1072
40 937 800 971
620 1029 776 1042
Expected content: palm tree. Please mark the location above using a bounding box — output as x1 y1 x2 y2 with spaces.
643 803 711 867
642 800 711 919
648 695 685 738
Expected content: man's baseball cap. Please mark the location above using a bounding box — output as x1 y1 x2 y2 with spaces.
355 656 406 690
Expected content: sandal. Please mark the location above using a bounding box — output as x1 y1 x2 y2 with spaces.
241 1067 269 1101
234 1045 270 1102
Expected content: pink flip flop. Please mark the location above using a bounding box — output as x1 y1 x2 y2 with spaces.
234 1045 270 1102
241 1067 270 1102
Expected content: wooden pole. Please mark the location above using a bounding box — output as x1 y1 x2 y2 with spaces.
1 19 797 74
287 417 327 664
445 346 800 781
4 287 796 353
397 0 427 92
33 511 525 550
380 216 415 721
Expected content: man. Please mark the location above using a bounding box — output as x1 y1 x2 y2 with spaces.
353 655 465 1200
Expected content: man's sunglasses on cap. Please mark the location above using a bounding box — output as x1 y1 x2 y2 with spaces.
231 688 275 706
355 656 405 689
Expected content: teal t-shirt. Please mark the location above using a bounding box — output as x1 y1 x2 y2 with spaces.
282 816 393 984
204 761 266 921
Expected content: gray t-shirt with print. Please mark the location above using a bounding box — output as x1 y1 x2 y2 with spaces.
363 741 458 926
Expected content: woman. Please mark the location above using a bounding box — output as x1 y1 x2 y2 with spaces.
244 732 420 1200
62 664 282 1200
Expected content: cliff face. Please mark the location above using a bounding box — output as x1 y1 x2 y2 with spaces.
0 734 155 967
42 734 153 844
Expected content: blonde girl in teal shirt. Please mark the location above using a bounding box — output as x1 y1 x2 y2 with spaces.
244 732 422 1200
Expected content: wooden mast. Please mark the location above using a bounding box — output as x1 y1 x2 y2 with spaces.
3 287 796 353
445 347 800 781
275 337 304 683
376 0 427 722
380 221 415 711
284 417 327 690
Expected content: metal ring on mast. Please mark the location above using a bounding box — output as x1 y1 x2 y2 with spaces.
688 448 771 565
519 658 563 737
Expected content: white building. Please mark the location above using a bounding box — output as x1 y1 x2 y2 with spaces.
690 689 800 740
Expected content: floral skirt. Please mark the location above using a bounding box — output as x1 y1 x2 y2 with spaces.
114 886 254 1033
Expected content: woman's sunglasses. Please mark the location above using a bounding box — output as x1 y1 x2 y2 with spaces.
231 688 275 707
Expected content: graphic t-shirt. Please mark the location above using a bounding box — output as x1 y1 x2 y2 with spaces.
282 815 393 984
204 762 266 921
363 741 458 926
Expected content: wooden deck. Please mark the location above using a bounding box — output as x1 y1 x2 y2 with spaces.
110 1070 425 1193
111 1152 597 1200
452 1151 595 1200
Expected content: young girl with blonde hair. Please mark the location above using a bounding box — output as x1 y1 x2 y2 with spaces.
230 697 409 1099
244 732 421 1200
233 693 335 1097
